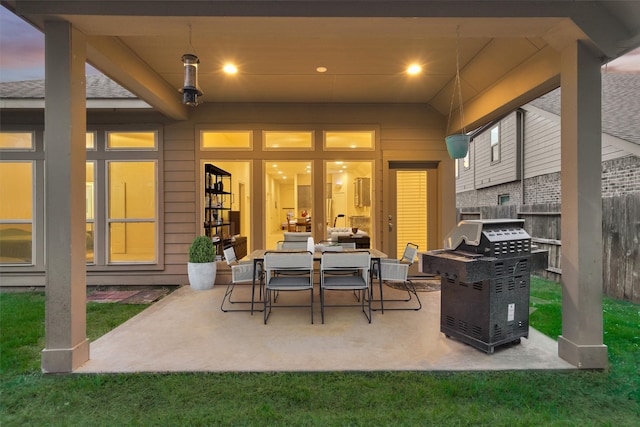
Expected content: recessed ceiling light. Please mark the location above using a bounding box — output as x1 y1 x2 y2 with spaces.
407 64 422 75
223 63 238 74
316 66 328 73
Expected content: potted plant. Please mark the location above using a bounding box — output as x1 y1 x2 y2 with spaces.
187 235 217 290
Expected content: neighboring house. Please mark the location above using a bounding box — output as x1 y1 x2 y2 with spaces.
455 72 639 303
456 72 640 206
0 74 149 109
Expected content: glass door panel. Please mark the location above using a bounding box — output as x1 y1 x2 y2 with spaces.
325 161 372 244
209 161 252 251
265 161 312 249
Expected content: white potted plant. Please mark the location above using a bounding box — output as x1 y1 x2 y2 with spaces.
187 235 217 290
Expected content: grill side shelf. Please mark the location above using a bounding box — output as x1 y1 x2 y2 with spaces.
419 250 497 283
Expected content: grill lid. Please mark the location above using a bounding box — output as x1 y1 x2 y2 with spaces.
444 219 530 253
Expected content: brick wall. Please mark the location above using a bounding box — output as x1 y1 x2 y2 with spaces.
457 182 522 208
602 155 640 197
457 155 639 207
523 172 561 205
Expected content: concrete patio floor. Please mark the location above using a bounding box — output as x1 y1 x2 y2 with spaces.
76 284 575 373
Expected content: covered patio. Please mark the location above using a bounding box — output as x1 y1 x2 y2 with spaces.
3 0 639 374
77 285 573 373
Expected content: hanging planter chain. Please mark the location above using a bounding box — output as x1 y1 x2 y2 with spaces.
445 26 470 159
447 26 466 135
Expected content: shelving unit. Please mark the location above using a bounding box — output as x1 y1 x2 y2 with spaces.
204 164 232 258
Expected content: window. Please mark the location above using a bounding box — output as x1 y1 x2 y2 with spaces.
455 159 459 178
201 130 252 149
92 130 160 266
0 132 34 150
86 162 95 264
463 150 470 169
0 162 33 264
490 125 500 163
86 132 96 150
325 131 374 150
107 161 157 263
264 131 313 149
0 128 160 269
107 131 156 150
498 194 510 205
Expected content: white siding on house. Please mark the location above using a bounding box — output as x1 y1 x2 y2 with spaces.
523 111 561 179
475 112 519 189
602 141 633 161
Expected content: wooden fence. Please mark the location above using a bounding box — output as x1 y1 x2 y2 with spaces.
458 194 639 303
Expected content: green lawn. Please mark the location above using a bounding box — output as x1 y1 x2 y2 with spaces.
1 277 638 426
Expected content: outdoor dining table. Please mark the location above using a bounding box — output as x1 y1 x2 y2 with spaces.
246 248 389 314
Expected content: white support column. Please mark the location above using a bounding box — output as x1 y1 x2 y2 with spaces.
557 40 608 369
41 21 90 373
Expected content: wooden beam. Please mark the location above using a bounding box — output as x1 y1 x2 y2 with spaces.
86 36 188 120
448 46 561 133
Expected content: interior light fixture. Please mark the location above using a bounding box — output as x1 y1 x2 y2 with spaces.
316 66 328 73
407 64 422 75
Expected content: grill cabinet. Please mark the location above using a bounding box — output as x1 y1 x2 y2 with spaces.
420 219 533 354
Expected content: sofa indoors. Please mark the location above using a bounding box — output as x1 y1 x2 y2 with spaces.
326 227 368 242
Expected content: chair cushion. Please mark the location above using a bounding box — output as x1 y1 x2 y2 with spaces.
322 275 368 289
267 276 313 290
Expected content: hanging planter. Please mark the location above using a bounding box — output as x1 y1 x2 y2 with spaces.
445 134 470 159
445 26 470 159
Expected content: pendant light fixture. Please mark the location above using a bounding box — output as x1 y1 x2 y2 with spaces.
445 26 470 159
179 24 203 106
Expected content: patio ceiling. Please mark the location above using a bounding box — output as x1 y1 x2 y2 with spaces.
6 1 640 128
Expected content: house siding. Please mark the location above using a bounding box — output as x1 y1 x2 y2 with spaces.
523 110 561 178
475 112 519 189
1 103 453 288
455 142 475 192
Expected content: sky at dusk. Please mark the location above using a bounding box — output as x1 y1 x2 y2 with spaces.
1 5 639 83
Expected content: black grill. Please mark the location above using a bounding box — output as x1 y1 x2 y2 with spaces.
419 219 541 354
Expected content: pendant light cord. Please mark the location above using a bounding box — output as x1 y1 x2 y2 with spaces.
447 26 466 135
188 23 196 55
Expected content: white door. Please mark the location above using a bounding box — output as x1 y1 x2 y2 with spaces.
387 163 438 275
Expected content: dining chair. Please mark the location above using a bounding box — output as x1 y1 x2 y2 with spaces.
373 242 422 311
320 251 372 323
276 240 309 250
220 246 263 312
263 251 315 324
